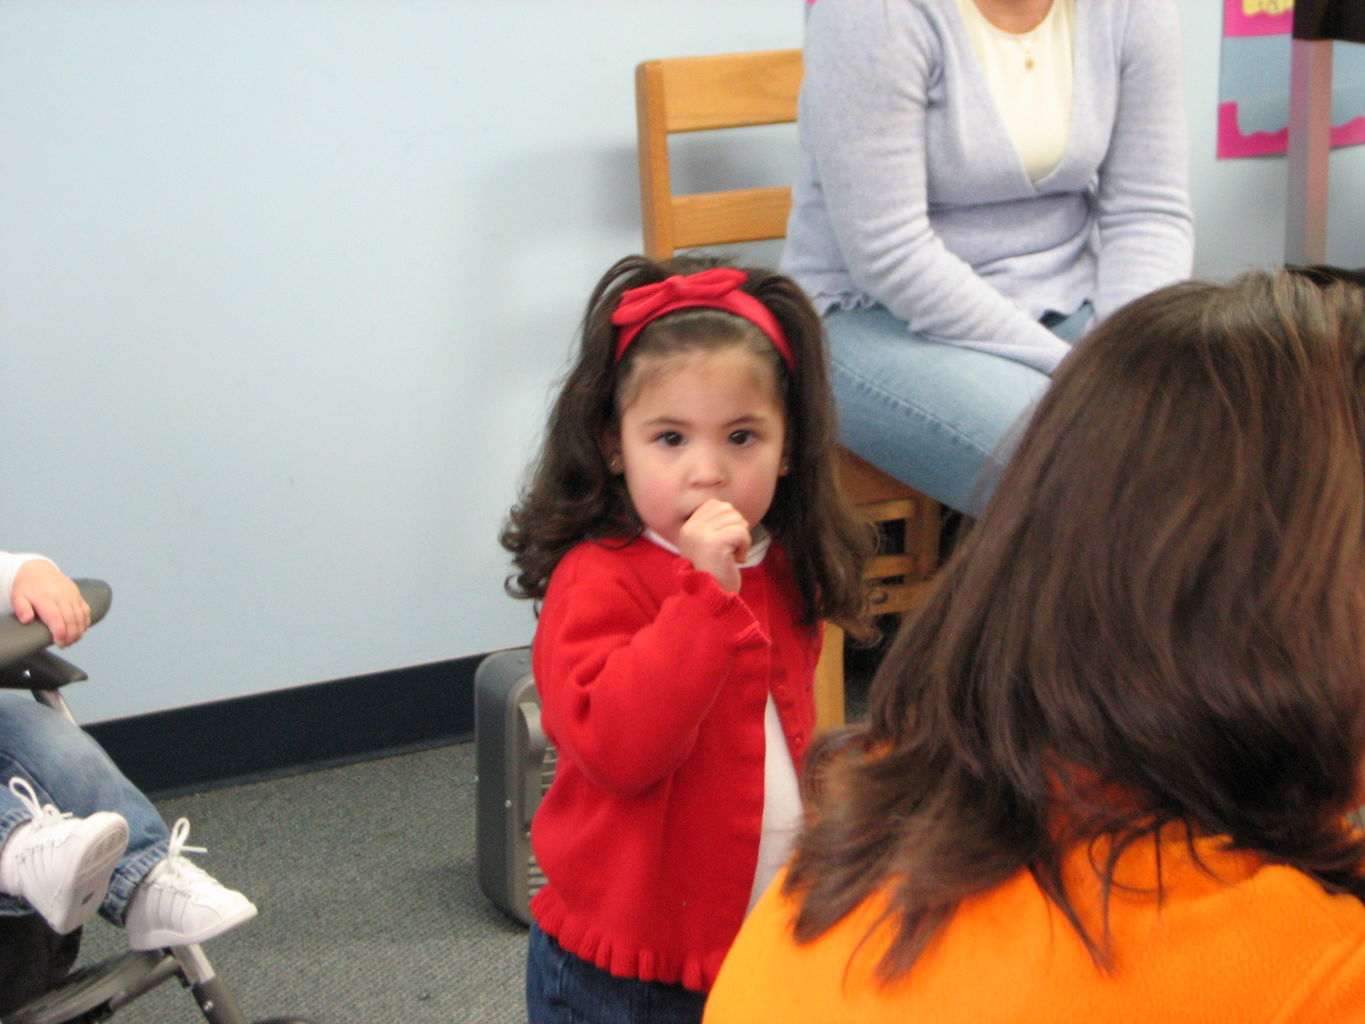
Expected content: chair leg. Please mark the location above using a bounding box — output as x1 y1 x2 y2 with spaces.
813 622 846 733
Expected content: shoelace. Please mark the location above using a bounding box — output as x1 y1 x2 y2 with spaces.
163 818 209 876
7 777 68 832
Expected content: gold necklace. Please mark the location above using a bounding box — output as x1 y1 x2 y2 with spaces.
1016 28 1038 71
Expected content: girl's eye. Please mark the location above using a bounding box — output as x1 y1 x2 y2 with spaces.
729 429 756 446
655 430 684 447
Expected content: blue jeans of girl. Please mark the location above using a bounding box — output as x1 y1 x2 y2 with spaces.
826 302 1092 517
0 693 170 924
527 922 707 1024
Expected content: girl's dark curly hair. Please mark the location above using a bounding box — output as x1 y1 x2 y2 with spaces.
500 253 871 628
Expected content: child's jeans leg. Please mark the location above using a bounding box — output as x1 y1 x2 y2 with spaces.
527 922 707 1024
0 694 170 924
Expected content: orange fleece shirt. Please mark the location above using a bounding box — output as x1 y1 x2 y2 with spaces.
706 833 1365 1023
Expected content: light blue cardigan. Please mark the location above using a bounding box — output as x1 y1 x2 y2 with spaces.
782 0 1194 373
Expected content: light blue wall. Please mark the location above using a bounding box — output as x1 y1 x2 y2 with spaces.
1 1 1360 722
1177 2 1365 276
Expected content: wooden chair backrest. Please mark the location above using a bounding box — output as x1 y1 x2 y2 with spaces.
635 49 803 258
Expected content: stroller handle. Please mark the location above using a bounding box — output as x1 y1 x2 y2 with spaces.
0 579 112 672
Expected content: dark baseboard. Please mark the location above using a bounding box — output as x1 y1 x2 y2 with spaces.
86 653 488 799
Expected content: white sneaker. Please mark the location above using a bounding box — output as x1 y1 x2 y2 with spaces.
0 777 129 934
124 818 256 950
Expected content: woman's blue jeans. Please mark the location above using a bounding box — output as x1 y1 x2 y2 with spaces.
826 303 1091 516
0 693 170 924
527 922 707 1024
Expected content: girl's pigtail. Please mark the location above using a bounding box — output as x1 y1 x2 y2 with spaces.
501 256 669 599
746 268 875 630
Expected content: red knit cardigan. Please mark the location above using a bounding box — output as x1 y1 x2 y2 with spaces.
528 536 820 992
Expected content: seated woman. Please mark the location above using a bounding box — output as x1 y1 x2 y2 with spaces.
0 552 256 950
787 0 1194 513
705 269 1365 1021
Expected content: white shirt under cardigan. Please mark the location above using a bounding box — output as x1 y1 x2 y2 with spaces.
956 0 1074 182
644 527 803 912
784 0 1194 375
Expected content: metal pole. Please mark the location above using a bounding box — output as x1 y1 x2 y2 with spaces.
1285 37 1334 265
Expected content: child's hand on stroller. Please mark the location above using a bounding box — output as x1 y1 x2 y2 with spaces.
10 560 91 647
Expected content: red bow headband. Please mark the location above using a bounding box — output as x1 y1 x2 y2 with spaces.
609 267 794 370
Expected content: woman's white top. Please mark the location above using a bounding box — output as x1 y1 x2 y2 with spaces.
956 0 1075 182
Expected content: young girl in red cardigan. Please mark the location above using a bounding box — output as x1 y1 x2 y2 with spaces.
502 254 869 1024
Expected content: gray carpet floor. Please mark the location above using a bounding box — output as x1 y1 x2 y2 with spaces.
76 742 528 1024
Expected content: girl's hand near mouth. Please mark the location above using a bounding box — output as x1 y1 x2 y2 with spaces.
678 498 750 593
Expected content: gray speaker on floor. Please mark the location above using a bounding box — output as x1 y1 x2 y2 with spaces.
474 647 556 927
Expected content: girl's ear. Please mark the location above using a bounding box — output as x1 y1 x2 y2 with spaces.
603 431 624 475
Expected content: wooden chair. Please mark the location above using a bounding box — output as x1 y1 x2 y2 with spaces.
634 49 941 731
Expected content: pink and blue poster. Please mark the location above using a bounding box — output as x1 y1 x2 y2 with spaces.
1219 0 1365 158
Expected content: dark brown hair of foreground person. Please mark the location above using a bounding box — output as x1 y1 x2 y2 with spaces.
784 269 1365 980
500 253 872 629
